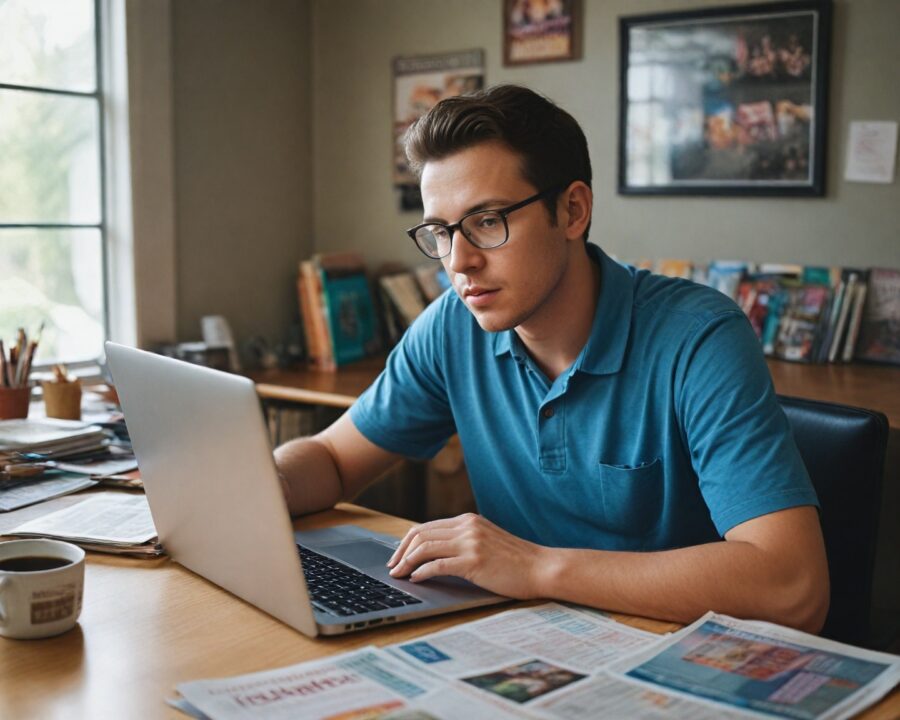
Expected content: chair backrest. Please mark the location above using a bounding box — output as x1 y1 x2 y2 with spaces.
778 395 888 647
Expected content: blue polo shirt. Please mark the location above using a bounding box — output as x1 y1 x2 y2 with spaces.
350 244 817 551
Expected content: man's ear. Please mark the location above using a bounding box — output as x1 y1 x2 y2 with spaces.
561 182 592 241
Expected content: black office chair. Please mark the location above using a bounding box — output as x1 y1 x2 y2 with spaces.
778 394 891 648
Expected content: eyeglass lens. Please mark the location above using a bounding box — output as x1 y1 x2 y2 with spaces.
415 210 507 258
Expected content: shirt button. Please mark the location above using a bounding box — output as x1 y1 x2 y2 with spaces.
542 406 555 419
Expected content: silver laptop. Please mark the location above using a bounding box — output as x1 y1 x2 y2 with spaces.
105 342 505 636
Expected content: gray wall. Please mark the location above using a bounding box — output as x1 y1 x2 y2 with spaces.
311 0 900 269
166 0 899 347
172 0 314 345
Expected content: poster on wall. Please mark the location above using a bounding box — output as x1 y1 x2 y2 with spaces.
618 0 832 197
392 49 485 210
503 0 580 66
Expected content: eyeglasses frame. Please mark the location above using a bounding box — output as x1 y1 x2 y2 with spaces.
406 184 565 260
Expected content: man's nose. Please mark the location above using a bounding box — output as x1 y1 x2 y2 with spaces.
446 228 484 275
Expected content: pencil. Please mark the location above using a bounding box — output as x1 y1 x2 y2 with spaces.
19 341 38 388
0 339 7 388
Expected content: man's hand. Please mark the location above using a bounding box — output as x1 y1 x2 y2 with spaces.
386 513 548 599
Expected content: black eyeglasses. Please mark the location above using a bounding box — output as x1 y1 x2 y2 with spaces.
406 185 563 260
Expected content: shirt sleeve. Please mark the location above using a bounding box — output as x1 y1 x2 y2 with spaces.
675 308 819 536
349 293 456 460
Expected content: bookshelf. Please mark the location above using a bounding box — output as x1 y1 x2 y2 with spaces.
253 356 900 429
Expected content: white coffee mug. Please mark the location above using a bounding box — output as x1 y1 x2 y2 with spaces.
0 539 85 640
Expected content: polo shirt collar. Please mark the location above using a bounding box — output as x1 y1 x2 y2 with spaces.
492 243 634 376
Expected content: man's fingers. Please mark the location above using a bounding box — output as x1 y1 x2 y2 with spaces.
387 524 421 568
386 514 474 567
410 556 466 582
389 530 458 576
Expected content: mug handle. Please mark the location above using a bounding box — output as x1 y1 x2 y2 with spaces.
0 576 9 628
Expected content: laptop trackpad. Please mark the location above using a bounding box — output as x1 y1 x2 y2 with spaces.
324 540 393 568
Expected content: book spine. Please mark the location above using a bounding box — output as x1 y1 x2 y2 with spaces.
828 273 858 363
818 280 845 363
300 261 335 371
296 272 319 367
842 282 868 363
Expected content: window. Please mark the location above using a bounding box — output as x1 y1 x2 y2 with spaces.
0 0 107 367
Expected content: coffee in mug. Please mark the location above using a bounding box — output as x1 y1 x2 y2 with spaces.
0 539 85 640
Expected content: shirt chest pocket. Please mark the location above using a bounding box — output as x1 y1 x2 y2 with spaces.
595 458 664 537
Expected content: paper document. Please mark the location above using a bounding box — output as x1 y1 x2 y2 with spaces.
608 612 900 720
10 492 157 545
0 473 98 512
844 120 898 183
174 646 526 720
388 602 658 681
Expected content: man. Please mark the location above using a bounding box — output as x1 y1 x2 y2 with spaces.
276 85 829 632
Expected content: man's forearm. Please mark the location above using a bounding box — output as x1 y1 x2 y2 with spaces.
273 436 343 516
536 539 828 633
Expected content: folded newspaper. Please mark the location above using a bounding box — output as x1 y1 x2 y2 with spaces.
169 603 900 720
8 492 162 556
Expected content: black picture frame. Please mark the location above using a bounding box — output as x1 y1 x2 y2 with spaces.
618 0 832 197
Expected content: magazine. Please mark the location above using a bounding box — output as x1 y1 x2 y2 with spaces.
855 267 900 365
608 612 900 720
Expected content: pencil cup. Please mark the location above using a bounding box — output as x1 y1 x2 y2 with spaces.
0 386 31 420
42 380 82 421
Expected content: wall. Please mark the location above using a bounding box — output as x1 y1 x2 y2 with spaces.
311 0 900 270
171 0 314 346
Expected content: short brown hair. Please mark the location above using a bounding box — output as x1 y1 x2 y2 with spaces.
404 84 592 238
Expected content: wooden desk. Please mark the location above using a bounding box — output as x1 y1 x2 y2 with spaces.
251 355 386 409
1 502 898 719
766 359 900 429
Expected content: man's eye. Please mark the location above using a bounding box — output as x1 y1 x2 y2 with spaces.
477 215 500 229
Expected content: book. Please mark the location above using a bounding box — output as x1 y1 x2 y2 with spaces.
413 264 450 302
842 278 869 362
855 267 900 365
817 275 847 363
656 259 692 279
305 253 380 367
772 284 831 362
707 260 752 301
380 272 427 328
299 260 335 370
828 270 863 363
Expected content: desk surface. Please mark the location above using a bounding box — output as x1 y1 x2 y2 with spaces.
1 501 898 719
252 356 900 427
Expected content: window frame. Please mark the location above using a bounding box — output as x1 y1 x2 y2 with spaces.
0 0 109 371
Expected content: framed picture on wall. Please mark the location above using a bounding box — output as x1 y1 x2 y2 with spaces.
618 0 832 197
503 0 580 66
392 49 485 210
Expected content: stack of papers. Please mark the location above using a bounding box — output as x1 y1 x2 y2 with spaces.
0 419 138 512
9 493 162 556
0 418 110 458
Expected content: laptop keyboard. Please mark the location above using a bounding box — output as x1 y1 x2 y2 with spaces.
297 544 423 617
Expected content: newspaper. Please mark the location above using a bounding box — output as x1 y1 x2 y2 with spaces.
0 472 98 512
9 492 159 549
173 646 529 720
387 602 658 681
607 612 900 720
169 605 900 720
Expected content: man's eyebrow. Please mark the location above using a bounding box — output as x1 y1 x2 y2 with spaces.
422 198 513 224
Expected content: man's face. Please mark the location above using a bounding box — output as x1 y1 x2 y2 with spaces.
419 142 570 333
